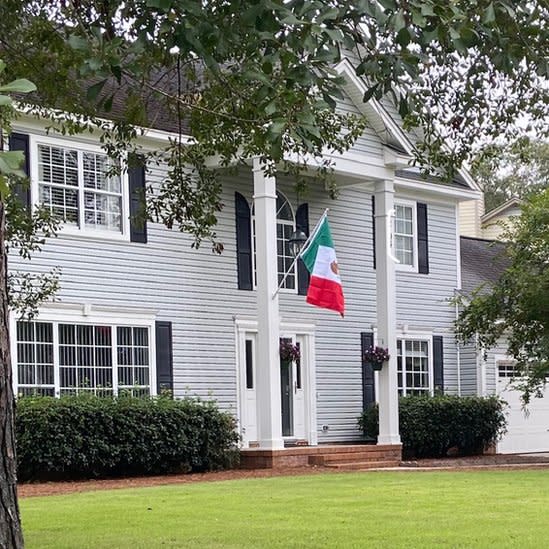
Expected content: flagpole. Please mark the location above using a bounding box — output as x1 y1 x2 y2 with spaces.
272 208 329 299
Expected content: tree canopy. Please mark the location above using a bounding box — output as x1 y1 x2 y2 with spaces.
456 188 549 404
472 138 549 213
0 1 547 248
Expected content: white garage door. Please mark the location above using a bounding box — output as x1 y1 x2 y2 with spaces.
497 360 549 454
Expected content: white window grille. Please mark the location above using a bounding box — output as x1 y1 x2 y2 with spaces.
394 204 415 267
15 320 152 397
16 322 55 396
397 339 431 396
252 191 297 291
37 143 123 234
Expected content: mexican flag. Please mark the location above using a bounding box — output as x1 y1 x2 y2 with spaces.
300 215 345 317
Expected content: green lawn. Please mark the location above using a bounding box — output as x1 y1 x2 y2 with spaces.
21 470 549 548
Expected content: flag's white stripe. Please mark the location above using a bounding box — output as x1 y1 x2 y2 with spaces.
312 245 341 283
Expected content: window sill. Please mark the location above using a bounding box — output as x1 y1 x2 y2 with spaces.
52 227 131 244
395 265 418 274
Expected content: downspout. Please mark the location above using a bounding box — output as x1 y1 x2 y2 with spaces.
454 293 462 396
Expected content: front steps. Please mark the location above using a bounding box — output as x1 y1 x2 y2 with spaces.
240 443 402 470
308 445 401 470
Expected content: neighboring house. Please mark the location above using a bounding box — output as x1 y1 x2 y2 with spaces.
459 236 549 454
459 197 521 240
480 198 522 240
8 60 481 450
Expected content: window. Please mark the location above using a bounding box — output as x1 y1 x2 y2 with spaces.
252 192 297 291
35 140 125 235
16 322 54 396
497 360 518 379
15 320 153 397
394 202 417 268
397 339 431 396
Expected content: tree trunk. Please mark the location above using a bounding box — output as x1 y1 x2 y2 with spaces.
0 200 24 549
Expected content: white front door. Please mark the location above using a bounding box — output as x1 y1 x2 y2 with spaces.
238 333 258 446
236 323 315 447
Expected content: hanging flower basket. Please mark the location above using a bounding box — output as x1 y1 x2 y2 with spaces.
364 346 390 371
279 340 300 363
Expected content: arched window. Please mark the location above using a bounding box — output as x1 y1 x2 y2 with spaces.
252 191 297 291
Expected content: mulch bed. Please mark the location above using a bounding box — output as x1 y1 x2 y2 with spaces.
18 466 334 498
19 455 549 498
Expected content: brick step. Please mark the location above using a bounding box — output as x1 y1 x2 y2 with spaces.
309 451 400 466
325 460 401 470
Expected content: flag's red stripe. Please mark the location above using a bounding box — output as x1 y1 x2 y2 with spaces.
306 275 345 315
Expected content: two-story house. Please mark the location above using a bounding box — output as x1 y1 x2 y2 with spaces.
8 60 481 461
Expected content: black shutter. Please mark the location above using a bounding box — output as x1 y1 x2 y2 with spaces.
417 202 429 274
371 196 376 270
9 132 31 209
361 332 376 410
128 154 147 243
433 335 444 394
156 321 173 395
235 192 253 290
296 203 310 295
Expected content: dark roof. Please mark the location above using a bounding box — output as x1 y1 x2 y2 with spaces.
20 65 193 134
395 168 469 189
460 236 510 296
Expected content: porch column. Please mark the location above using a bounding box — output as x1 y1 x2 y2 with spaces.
252 158 284 449
374 179 401 445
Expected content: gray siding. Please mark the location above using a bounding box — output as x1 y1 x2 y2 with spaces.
459 340 479 396
10 153 462 443
337 94 384 158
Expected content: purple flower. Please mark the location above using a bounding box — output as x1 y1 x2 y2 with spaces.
364 346 390 365
279 340 300 362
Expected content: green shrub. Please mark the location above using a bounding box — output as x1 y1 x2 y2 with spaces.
358 395 507 459
16 395 240 481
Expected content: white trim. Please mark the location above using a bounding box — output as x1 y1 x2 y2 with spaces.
29 133 131 242
14 107 194 148
455 204 462 290
481 197 522 224
334 59 415 156
372 329 435 401
395 176 482 202
394 199 418 273
234 318 317 446
251 191 298 294
334 58 481 193
10 306 157 397
396 332 434 397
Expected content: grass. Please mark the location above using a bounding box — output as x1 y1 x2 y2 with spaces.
21 470 549 548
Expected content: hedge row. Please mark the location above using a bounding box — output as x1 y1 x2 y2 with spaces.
16 395 240 481
358 395 507 459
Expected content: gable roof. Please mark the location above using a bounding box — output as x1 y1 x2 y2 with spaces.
481 197 522 224
460 236 510 296
334 58 481 193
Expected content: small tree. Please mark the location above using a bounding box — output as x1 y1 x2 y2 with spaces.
456 188 549 404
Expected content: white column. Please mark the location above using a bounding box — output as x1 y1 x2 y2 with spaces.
374 179 401 445
252 158 284 449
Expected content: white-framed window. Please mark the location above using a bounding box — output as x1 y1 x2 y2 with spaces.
252 191 297 291
13 311 156 397
397 338 432 396
30 135 130 239
394 200 418 271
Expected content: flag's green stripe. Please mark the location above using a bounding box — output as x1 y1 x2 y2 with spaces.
301 218 334 273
